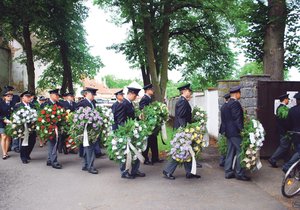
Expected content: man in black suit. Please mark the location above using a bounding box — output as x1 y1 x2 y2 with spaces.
163 84 201 180
269 94 290 168
41 89 64 169
219 93 230 167
139 84 162 165
117 87 146 179
76 87 98 174
223 86 250 181
282 92 300 172
14 91 37 164
112 89 124 131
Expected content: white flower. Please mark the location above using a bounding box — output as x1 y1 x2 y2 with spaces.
13 131 17 135
246 150 251 155
137 142 141 146
246 163 251 169
196 111 200 116
249 133 256 144
51 115 55 118
252 119 258 128
112 146 117 150
117 155 122 159
118 138 123 143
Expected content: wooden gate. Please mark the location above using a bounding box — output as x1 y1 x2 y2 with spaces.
257 81 300 157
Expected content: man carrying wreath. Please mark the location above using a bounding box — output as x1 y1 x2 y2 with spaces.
114 87 146 179
41 89 63 169
163 84 201 180
139 84 163 165
76 87 99 174
14 91 37 164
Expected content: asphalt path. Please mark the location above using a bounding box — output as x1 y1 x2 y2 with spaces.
0 145 295 210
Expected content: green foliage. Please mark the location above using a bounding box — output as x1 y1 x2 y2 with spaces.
217 135 228 156
277 105 289 119
239 0 300 70
103 75 142 89
238 62 263 77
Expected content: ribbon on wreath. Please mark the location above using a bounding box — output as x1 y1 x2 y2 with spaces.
255 149 262 171
83 123 89 147
22 123 29 146
52 126 59 155
125 139 145 171
188 145 197 175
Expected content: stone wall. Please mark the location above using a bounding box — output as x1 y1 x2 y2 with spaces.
240 75 271 117
217 75 271 118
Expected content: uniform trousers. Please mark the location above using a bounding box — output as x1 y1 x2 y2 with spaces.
224 136 244 177
20 133 36 161
164 159 192 175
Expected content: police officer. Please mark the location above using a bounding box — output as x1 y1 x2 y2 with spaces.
282 92 300 172
139 84 163 165
117 87 146 179
269 94 290 168
76 87 98 174
163 84 201 180
0 89 14 159
223 86 250 181
219 93 230 167
14 91 37 164
41 89 63 169
111 89 124 131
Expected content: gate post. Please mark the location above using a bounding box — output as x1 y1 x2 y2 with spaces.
240 75 271 118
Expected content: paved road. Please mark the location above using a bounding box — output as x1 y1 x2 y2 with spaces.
0 145 295 210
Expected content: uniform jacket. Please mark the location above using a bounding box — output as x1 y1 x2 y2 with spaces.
174 96 192 129
276 104 289 136
61 100 76 112
0 100 13 128
219 102 227 134
112 101 124 130
76 98 96 110
139 95 151 110
286 104 300 142
40 99 64 109
222 98 244 138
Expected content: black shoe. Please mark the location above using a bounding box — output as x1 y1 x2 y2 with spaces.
133 171 146 177
225 172 235 179
186 173 201 179
27 156 31 160
46 161 52 166
52 163 62 169
14 148 20 153
219 162 225 167
121 172 135 179
82 167 88 171
236 175 251 181
22 160 29 164
88 168 98 174
163 170 175 180
268 159 278 168
144 160 152 165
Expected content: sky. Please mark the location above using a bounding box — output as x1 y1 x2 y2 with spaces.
83 1 300 82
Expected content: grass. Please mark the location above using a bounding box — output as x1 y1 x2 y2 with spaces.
157 124 174 154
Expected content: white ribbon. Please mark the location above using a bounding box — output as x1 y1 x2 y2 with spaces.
125 139 145 171
188 145 197 175
83 123 89 147
161 123 168 141
22 123 29 146
255 150 262 171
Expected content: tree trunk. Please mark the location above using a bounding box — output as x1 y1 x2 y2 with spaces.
59 40 74 94
141 65 151 85
22 23 35 94
263 0 287 80
160 1 171 100
141 1 163 102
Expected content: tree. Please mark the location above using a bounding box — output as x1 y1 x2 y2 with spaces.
95 0 239 101
103 75 142 89
240 0 300 80
34 0 103 94
0 0 46 93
